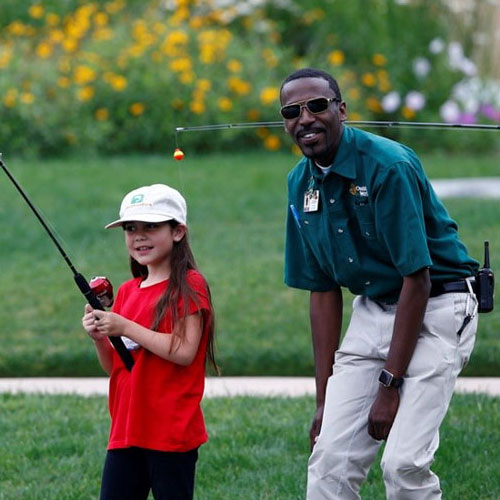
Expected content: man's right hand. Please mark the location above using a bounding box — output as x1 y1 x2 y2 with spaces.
310 404 325 450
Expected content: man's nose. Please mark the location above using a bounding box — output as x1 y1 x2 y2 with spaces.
298 106 315 124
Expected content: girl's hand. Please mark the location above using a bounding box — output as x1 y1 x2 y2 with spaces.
93 310 128 338
82 304 106 341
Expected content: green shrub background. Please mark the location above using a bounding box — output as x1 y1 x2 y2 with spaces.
1 0 499 157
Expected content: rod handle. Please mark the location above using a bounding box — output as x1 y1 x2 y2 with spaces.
74 273 134 371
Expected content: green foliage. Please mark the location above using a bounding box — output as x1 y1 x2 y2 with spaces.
1 393 499 499
0 0 498 157
0 151 499 377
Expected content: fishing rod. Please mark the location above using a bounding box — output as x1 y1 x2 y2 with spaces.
175 119 500 133
0 153 134 371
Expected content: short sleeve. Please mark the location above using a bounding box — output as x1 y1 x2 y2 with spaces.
373 162 433 276
183 270 211 316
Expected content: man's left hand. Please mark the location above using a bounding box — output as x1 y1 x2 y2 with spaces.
367 386 400 440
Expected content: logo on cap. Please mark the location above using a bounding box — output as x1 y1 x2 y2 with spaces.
130 194 144 204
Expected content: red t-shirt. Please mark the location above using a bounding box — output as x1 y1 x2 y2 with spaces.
107 269 211 452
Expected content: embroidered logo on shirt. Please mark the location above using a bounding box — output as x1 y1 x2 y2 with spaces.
349 184 369 197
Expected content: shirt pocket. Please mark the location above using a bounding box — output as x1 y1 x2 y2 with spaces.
354 203 376 240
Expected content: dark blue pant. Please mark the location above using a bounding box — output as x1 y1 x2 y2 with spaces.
99 447 198 500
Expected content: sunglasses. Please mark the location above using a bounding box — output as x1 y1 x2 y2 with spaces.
280 96 340 120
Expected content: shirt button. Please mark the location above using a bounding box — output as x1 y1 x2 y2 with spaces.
365 281 371 285
348 257 354 263
365 231 371 236
337 228 344 233
304 220 309 225
329 198 336 204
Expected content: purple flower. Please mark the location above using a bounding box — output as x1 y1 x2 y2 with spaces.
480 104 500 121
458 112 477 124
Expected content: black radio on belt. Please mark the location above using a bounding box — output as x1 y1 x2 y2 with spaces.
477 240 494 313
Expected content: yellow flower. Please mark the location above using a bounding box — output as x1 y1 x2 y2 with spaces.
304 8 326 25
262 48 278 68
21 93 35 104
65 132 77 144
247 109 260 121
104 73 127 91
49 29 64 43
0 48 12 69
189 16 204 29
170 57 192 73
197 79 211 92
228 77 251 95
264 135 281 151
46 13 60 26
260 87 279 106
106 0 125 14
171 99 184 110
74 65 96 85
95 12 109 26
378 78 392 93
95 108 109 121
361 73 376 87
129 102 145 116
93 28 113 41
7 21 28 36
217 97 232 112
347 88 360 100
366 97 382 113
29 4 44 19
57 76 71 88
78 86 95 101
63 38 78 52
402 106 416 119
348 111 363 121
2 89 17 108
227 59 242 73
38 46 56 63
328 50 345 66
179 72 194 84
190 101 205 114
372 53 387 66
256 127 269 139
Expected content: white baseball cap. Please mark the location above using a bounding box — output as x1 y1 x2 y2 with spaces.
105 184 187 229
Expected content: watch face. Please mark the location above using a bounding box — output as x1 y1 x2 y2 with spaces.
379 370 392 386
379 369 403 388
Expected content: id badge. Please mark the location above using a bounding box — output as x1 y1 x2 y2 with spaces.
304 189 320 212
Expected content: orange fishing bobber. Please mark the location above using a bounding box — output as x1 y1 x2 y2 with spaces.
173 148 185 160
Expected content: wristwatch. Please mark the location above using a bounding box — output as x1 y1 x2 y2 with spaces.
378 369 404 388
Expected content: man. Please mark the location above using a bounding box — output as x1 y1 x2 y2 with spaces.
281 68 479 500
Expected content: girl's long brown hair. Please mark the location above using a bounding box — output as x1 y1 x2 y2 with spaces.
129 221 218 373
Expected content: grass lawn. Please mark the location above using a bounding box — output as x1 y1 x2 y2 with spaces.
0 392 499 499
0 150 499 376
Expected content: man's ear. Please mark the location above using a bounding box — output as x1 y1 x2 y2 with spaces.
173 224 187 242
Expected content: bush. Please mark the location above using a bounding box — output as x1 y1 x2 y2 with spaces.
0 0 498 157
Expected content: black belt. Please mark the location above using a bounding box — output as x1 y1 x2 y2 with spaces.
430 278 476 297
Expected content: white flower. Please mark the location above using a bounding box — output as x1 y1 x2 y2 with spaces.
405 91 426 111
440 100 461 122
460 58 477 77
381 91 401 113
448 41 465 69
429 37 445 54
412 57 431 78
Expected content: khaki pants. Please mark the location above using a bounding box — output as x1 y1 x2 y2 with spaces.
307 292 478 500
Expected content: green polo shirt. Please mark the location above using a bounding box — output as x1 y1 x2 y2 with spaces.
285 126 478 303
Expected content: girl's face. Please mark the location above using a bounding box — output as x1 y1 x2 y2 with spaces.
123 221 185 271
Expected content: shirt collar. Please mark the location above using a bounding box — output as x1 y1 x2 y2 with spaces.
308 126 357 180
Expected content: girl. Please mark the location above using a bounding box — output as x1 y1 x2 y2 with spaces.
82 183 217 500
